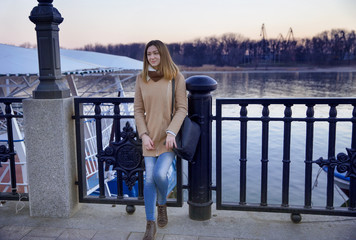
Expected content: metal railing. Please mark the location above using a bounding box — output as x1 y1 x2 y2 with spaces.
215 98 356 219
72 76 356 222
73 97 183 207
0 98 27 201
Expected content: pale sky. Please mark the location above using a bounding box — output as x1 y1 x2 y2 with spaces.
0 0 355 49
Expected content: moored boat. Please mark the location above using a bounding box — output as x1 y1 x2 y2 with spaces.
322 166 350 197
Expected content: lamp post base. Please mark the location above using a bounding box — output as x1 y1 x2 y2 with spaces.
188 200 212 221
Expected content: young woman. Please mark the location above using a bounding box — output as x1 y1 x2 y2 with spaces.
134 40 187 240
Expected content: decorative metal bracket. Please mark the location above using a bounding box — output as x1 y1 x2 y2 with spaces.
0 145 14 167
313 148 356 178
97 121 143 190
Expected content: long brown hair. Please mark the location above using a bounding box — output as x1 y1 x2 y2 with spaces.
141 40 179 82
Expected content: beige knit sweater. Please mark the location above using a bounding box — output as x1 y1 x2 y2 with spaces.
134 72 188 157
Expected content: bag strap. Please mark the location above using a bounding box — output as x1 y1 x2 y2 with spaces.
171 78 175 120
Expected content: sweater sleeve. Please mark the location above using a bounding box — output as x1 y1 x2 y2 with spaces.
167 72 188 134
134 75 149 138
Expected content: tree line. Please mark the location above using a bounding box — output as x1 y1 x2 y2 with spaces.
79 29 356 67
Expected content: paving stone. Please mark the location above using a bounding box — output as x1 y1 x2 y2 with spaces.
234 238 261 240
26 227 65 238
91 229 130 240
57 228 97 240
199 237 234 240
163 234 199 240
129 232 164 240
21 237 56 240
127 232 143 240
0 225 33 240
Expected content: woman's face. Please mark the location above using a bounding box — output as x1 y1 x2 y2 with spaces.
147 45 161 69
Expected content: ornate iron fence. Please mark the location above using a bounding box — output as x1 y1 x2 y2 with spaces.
215 98 356 221
72 77 356 222
73 97 183 209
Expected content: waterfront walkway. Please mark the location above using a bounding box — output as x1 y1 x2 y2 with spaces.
0 201 355 240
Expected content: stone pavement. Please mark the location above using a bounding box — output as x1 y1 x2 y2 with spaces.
0 200 355 240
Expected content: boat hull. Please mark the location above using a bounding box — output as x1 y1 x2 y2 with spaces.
323 167 350 197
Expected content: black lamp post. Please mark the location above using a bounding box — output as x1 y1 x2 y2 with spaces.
186 75 217 220
29 0 70 99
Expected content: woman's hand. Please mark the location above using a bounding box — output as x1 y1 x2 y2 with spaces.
165 133 177 150
142 134 155 150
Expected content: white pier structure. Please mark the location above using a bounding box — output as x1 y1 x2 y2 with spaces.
0 44 142 197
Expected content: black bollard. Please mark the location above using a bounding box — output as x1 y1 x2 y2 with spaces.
186 75 217 221
29 0 70 99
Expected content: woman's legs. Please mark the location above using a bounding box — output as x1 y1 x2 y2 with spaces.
144 152 175 221
154 152 175 205
144 156 157 221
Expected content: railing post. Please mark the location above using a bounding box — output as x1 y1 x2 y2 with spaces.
29 0 70 99
186 75 217 221
23 0 77 217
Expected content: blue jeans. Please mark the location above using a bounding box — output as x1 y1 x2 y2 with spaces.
144 152 175 221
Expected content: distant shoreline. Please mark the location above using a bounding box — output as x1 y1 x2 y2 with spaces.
180 65 356 73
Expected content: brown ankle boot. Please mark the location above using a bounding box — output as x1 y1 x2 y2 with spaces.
143 220 156 240
157 205 168 228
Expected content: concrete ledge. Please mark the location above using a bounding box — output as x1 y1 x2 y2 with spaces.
23 97 78 217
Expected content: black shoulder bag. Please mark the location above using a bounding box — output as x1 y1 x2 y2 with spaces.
171 78 201 163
